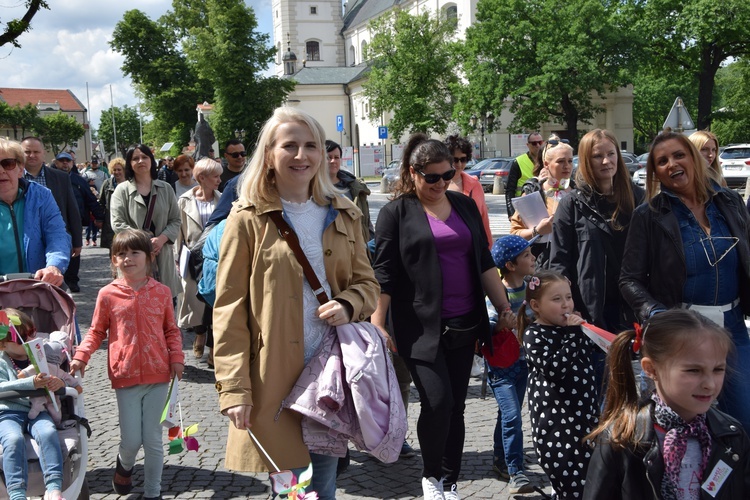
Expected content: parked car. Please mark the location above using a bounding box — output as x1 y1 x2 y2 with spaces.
637 152 649 169
380 166 401 193
633 166 647 187
464 161 493 181
719 144 750 190
476 157 515 192
621 152 640 175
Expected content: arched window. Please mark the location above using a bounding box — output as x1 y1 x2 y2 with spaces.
444 4 458 25
349 45 356 66
306 41 320 61
361 40 369 61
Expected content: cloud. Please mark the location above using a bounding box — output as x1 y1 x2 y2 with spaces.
1 0 273 148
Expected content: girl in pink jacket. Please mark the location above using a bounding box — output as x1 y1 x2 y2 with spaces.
71 229 184 500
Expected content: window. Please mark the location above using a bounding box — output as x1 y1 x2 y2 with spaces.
445 4 458 25
306 41 320 61
349 45 356 66
276 42 281 64
310 6 317 15
361 40 368 61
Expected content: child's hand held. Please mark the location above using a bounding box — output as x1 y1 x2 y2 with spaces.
565 312 584 326
69 359 86 377
171 362 184 381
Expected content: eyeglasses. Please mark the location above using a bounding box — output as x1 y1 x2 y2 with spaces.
699 236 739 267
453 156 469 164
0 158 19 171
415 168 456 184
529 141 544 146
228 151 248 159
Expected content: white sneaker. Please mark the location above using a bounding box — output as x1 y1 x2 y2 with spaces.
444 483 460 500
422 476 445 500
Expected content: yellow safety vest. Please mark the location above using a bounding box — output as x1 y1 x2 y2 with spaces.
515 153 535 197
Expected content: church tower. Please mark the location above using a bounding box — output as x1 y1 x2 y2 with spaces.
272 0 346 76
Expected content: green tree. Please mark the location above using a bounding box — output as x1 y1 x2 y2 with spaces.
167 0 294 146
0 0 48 48
632 0 750 130
111 9 212 152
711 60 750 144
362 9 459 142
98 105 143 158
460 0 636 147
35 112 85 155
0 101 41 140
632 68 698 151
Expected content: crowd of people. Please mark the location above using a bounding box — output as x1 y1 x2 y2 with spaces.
1 106 750 500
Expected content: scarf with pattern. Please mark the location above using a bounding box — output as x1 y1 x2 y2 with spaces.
651 392 712 500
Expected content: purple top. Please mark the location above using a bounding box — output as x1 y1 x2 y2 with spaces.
427 209 476 318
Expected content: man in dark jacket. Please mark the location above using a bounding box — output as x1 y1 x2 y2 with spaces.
21 137 82 290
53 152 105 292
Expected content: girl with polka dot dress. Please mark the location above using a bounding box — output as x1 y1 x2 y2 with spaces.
584 309 750 499
517 271 599 498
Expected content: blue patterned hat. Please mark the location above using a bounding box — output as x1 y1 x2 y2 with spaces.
491 234 539 268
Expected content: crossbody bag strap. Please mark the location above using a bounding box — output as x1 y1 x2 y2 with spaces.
268 211 330 306
143 189 158 232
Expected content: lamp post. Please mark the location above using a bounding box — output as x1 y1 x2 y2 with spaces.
470 111 494 159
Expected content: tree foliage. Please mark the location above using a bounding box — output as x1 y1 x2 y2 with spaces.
0 0 48 48
710 60 750 144
111 0 292 152
362 9 460 142
98 105 142 159
460 0 636 147
35 112 85 155
631 0 750 130
0 101 41 140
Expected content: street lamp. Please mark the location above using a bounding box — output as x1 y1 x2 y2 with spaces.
470 111 494 159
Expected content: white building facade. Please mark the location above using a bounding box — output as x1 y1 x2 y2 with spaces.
272 0 634 171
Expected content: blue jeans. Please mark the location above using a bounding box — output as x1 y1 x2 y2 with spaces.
115 383 169 498
0 410 63 494
487 358 528 475
282 453 338 500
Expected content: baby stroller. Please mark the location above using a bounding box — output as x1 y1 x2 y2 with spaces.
0 277 90 499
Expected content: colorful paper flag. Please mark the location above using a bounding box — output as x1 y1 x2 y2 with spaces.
161 376 179 428
580 322 617 353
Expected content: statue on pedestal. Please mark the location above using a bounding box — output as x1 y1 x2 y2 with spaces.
192 114 216 160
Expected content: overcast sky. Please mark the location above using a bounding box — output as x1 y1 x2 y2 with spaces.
2 0 273 131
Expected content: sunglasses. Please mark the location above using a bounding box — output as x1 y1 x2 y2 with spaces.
0 158 19 171
228 151 248 159
529 140 544 146
543 138 570 157
453 156 469 164
416 168 457 184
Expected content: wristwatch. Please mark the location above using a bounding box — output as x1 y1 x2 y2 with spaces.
532 225 539 237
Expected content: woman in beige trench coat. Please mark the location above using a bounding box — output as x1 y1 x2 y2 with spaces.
213 107 379 499
110 144 183 298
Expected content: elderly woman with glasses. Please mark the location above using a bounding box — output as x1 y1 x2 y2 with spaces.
444 134 492 248
509 135 574 269
0 138 71 285
620 131 750 432
372 133 512 500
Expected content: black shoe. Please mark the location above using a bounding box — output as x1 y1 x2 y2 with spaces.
400 440 417 458
68 283 80 293
112 455 134 495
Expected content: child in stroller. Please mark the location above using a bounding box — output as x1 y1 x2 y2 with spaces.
0 308 66 500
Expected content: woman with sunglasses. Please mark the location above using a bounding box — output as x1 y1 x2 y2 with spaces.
445 134 492 248
372 133 512 500
0 138 70 286
620 131 750 432
509 135 574 269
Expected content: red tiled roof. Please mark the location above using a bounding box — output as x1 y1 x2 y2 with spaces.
0 88 86 112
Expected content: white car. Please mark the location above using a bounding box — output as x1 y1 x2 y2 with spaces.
719 144 750 190
633 166 647 187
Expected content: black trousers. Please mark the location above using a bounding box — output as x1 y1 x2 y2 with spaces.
404 311 480 487
64 255 80 286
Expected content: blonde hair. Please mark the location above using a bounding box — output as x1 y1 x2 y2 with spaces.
645 132 715 205
109 157 126 170
689 130 725 187
193 158 222 180
238 107 340 206
0 138 25 167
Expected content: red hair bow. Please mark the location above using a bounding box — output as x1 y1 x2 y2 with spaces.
632 322 643 353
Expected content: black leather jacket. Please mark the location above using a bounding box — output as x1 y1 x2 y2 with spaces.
584 403 750 499
619 187 750 321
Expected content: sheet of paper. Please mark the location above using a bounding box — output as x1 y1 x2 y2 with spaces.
23 338 59 413
179 245 191 280
511 191 551 243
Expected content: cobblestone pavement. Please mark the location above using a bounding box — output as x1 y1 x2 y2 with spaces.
74 239 552 499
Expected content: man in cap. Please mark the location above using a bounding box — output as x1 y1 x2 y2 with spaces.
83 156 108 193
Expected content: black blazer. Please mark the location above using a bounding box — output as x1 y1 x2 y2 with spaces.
374 191 494 362
42 165 82 248
620 187 750 321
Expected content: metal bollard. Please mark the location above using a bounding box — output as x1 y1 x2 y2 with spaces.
493 175 503 195
380 177 389 194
